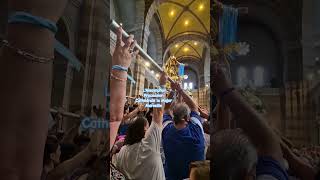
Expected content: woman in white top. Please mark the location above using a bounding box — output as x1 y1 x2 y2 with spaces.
113 74 168 180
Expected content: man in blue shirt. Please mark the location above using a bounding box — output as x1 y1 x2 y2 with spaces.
162 82 205 180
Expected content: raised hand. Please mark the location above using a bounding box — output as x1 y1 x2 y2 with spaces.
159 72 168 86
211 62 232 96
112 26 139 68
138 104 147 112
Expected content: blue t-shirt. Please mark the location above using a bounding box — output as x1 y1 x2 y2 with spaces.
162 111 205 180
257 156 289 180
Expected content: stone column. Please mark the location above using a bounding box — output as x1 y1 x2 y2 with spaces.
90 0 109 110
135 57 147 96
80 0 109 114
286 41 303 81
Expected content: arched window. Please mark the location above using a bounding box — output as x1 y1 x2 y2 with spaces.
189 82 193 89
254 66 264 87
237 66 247 87
144 79 149 89
184 83 188 90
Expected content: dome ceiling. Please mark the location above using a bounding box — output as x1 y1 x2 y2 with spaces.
157 0 209 61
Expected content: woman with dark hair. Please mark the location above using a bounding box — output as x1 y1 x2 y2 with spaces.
112 73 168 180
118 104 145 136
124 117 149 145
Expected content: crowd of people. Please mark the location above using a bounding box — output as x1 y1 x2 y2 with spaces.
110 25 320 180
110 26 211 180
43 108 108 180
1 0 320 179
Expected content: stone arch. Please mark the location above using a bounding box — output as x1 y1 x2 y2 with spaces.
179 58 201 87
144 79 149 89
183 67 200 90
144 0 162 40
232 21 283 88
163 34 210 63
113 0 145 44
236 1 302 82
51 19 70 108
145 14 164 65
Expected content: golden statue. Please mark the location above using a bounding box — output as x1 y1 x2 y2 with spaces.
164 56 181 88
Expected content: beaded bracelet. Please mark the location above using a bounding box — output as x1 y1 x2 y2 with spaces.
1 39 54 64
112 65 128 72
110 73 127 82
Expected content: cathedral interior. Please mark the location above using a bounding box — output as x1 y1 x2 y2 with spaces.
109 0 320 147
1 0 320 179
0 0 319 147
212 0 320 146
110 0 211 110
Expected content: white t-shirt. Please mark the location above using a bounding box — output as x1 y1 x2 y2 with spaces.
114 122 165 180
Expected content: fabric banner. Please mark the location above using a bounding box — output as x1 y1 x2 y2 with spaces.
127 74 136 84
55 40 83 71
178 63 185 76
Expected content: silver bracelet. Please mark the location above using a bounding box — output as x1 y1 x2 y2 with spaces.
1 39 54 64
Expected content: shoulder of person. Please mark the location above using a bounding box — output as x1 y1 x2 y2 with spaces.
257 175 279 180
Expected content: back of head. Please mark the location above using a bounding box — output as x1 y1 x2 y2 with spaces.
124 117 148 145
190 160 210 180
173 103 190 124
212 129 257 180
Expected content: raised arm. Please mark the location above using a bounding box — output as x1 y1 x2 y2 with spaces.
198 106 209 119
212 63 283 162
0 1 67 179
164 90 175 115
152 72 167 126
61 120 81 144
47 130 102 180
109 26 137 149
171 82 199 112
122 104 144 124
280 141 316 180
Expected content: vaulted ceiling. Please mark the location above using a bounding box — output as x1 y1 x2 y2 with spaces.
170 40 204 61
157 0 210 61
